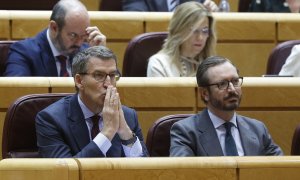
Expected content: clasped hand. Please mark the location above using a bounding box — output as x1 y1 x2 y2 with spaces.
101 86 133 141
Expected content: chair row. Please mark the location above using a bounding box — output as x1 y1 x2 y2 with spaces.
1 77 300 157
1 38 300 77
2 92 300 159
1 11 300 76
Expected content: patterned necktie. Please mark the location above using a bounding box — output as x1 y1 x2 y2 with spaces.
169 0 178 12
57 55 69 77
90 115 100 139
224 122 239 156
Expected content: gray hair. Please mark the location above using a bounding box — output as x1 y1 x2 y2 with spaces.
72 46 118 77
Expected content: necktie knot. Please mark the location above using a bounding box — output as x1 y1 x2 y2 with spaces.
57 55 69 77
90 115 100 139
224 122 234 133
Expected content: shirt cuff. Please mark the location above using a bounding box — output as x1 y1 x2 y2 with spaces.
122 137 143 157
93 133 112 156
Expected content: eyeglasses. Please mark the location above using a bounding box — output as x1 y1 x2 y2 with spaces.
204 77 243 90
79 71 121 82
191 27 210 37
67 32 89 42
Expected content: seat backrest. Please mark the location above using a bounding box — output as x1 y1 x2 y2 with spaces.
122 32 168 77
146 114 193 157
238 0 252 12
291 123 300 155
0 41 16 76
266 40 300 75
0 0 58 10
2 93 71 159
99 0 122 11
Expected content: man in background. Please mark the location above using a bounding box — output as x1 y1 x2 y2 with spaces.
249 0 300 12
5 0 106 76
123 0 219 12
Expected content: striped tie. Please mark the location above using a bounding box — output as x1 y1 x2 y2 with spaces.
57 55 69 77
169 0 178 12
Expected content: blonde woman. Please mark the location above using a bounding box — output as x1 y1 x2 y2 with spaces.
147 1 216 77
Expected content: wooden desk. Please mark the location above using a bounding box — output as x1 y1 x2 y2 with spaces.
0 158 79 180
77 157 236 180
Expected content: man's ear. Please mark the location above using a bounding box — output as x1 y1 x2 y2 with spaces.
49 20 59 35
199 87 209 102
75 74 84 90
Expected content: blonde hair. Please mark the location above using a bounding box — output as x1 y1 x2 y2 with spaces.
160 1 216 65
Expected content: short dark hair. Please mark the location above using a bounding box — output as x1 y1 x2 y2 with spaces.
196 56 239 87
72 46 118 77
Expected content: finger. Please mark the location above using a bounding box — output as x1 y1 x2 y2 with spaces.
110 87 117 104
89 34 106 46
104 85 113 106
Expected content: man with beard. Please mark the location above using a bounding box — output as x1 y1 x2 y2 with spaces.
170 56 283 156
4 0 106 76
36 46 148 157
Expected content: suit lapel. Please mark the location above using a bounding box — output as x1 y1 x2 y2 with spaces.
237 116 259 155
197 109 224 156
67 94 90 150
153 0 168 11
37 29 59 76
180 0 204 4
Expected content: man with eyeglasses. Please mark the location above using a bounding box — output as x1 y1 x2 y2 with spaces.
170 56 283 156
35 46 148 158
5 0 106 76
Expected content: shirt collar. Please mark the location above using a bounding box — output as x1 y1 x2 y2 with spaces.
47 28 63 57
77 95 101 120
208 109 237 129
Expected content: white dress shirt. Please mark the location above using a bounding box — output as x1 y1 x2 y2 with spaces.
208 109 245 156
46 29 72 76
78 95 143 157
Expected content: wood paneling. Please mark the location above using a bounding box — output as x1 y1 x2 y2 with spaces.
217 43 275 76
0 11 10 40
0 159 79 180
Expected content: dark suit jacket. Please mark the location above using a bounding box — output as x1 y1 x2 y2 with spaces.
35 94 148 158
248 0 290 12
123 0 205 11
4 29 88 76
170 109 283 156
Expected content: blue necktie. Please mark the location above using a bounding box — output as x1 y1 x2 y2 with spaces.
224 122 239 156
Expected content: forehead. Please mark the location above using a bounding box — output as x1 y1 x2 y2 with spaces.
86 57 117 72
193 17 209 28
206 62 239 82
63 9 89 32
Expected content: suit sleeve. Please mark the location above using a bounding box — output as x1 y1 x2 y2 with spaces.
170 122 196 156
147 54 169 77
123 106 149 157
35 110 105 158
261 123 284 155
122 0 149 11
4 42 34 76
